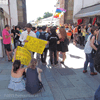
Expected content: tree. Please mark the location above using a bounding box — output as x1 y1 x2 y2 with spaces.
43 12 53 18
37 17 42 21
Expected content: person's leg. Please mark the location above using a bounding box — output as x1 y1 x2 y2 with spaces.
50 50 53 64
62 52 66 62
54 50 57 65
57 51 59 61
89 54 94 73
44 48 48 63
6 50 10 60
83 54 89 71
41 53 44 63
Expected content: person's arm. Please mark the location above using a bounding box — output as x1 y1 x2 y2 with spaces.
5 33 13 39
0 36 3 40
90 36 98 51
19 32 28 42
37 68 43 73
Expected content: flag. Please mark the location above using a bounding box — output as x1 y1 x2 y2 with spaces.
54 8 66 18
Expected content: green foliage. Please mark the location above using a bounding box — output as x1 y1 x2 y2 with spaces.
43 12 53 18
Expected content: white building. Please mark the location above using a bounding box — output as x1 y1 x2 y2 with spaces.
0 0 18 26
38 16 59 26
73 0 100 24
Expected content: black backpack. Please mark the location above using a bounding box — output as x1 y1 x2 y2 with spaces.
94 45 100 73
39 32 47 40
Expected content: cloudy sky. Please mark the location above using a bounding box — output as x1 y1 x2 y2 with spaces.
26 0 57 22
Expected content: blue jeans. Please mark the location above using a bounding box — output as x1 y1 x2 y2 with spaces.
94 85 100 100
84 53 94 72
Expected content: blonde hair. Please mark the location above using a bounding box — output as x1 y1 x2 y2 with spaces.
30 58 37 69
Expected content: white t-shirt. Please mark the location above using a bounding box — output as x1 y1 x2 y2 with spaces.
84 34 92 54
19 30 36 45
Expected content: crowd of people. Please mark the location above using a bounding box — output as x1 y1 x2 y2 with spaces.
1 22 100 99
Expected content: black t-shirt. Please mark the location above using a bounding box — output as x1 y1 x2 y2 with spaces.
11 29 16 36
15 30 20 40
78 26 81 34
47 34 59 50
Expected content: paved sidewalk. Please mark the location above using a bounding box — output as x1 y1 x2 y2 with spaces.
0 43 99 100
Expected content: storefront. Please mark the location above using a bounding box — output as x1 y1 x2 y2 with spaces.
74 4 100 25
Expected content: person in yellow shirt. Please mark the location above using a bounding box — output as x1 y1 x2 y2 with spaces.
81 25 87 46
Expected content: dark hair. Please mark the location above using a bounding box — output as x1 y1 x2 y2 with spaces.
42 26 47 31
26 23 32 28
91 26 99 34
5 25 9 28
13 60 21 73
50 28 56 35
32 27 36 31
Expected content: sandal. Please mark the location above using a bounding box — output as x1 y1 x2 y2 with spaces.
90 72 97 75
83 70 87 73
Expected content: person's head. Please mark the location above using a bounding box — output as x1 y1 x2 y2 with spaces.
42 26 47 31
30 58 37 69
12 25 15 30
59 27 67 39
50 27 56 35
16 26 20 31
38 27 42 32
91 26 99 35
5 25 10 31
13 60 21 73
88 24 91 27
26 23 32 32
47 27 51 33
32 27 36 32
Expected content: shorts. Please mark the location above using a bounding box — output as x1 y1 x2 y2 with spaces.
4 44 11 51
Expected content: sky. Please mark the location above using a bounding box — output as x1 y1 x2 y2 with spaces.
26 0 57 22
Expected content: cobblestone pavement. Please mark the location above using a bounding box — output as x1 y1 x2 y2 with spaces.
0 43 99 100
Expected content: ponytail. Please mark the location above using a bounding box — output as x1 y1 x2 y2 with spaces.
13 60 21 73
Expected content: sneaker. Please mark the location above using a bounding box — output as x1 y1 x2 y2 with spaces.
60 61 64 64
83 70 87 73
90 72 97 75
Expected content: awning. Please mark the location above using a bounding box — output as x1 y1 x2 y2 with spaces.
74 4 100 18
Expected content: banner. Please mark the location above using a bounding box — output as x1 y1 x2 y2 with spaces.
24 36 48 54
12 46 31 66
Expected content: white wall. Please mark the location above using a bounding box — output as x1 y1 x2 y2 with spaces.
10 0 18 26
83 0 100 8
73 0 83 22
73 0 100 23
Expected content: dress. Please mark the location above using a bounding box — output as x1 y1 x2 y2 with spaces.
57 38 68 52
8 76 25 91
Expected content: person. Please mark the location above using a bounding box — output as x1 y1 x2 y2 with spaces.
36 26 42 38
81 25 87 46
96 23 100 44
83 26 99 75
57 27 69 64
8 49 29 91
25 58 43 94
78 25 82 45
32 27 36 33
65 24 69 32
39 26 49 65
2 25 13 61
19 23 36 46
47 27 59 66
14 26 21 48
67 27 72 42
11 26 16 48
73 25 78 45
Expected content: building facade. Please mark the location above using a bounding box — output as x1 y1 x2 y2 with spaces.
73 0 100 25
56 0 74 25
17 0 27 28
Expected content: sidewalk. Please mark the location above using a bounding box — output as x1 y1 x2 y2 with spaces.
0 43 99 100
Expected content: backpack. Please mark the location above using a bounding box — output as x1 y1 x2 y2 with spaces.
39 32 47 40
94 45 100 73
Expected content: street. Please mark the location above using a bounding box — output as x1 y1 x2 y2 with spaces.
0 43 99 100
